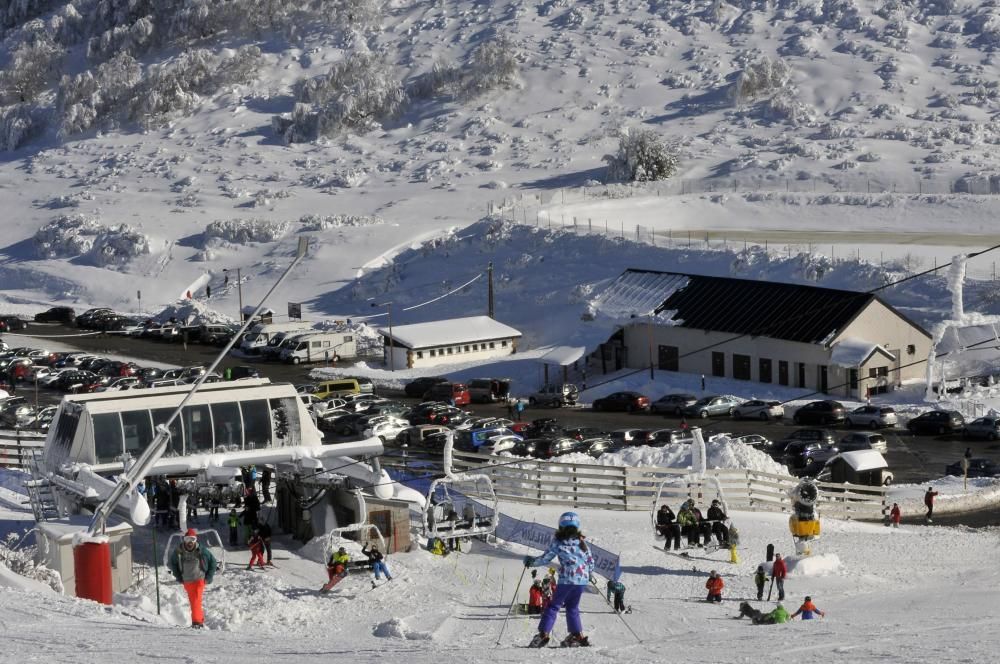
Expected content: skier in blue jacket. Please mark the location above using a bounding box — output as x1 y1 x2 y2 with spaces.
523 512 596 648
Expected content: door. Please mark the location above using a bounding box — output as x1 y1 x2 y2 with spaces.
733 354 751 380
819 365 828 394
778 361 788 386
658 345 679 371
797 362 806 388
712 352 725 378
369 509 394 553
759 358 772 383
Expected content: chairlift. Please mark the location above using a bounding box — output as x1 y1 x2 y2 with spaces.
162 528 227 574
422 474 499 540
323 523 387 561
649 474 729 541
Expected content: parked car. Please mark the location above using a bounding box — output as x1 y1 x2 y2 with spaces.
510 438 541 457
733 400 784 421
783 440 838 473
395 425 451 448
731 434 771 448
75 308 115 329
649 393 698 415
581 437 614 458
769 429 837 455
0 316 28 331
682 395 740 419
466 378 511 403
792 400 846 426
563 426 607 441
404 376 448 398
838 432 888 454
227 366 260 380
647 429 694 446
907 410 965 436
406 404 470 427
592 391 651 413
534 437 586 459
609 428 653 447
946 458 1000 477
845 405 898 429
423 382 471 407
55 370 97 393
962 417 1000 441
528 383 579 407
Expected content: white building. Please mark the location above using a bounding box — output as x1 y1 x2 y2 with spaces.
377 316 522 369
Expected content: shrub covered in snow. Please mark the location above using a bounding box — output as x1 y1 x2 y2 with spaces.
91 224 151 267
33 214 150 266
604 128 679 183
730 57 792 106
0 34 64 103
297 214 384 231
203 219 291 245
410 35 520 100
0 103 40 150
0 532 62 594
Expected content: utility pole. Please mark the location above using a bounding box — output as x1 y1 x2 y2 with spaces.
648 314 655 380
487 262 495 319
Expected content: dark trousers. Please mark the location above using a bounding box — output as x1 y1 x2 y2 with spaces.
926 504 934 520
612 591 625 612
775 578 785 600
658 524 681 550
263 538 272 563
229 526 238 546
707 593 722 603
755 582 765 601
712 522 729 545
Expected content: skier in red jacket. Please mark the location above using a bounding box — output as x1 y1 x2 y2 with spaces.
924 487 939 522
889 503 902 527
771 553 787 600
528 580 545 614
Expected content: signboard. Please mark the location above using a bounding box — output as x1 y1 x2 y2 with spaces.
288 302 302 320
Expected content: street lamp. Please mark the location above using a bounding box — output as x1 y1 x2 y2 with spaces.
371 301 394 371
222 268 244 322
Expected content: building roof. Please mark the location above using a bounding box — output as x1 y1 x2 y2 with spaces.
829 338 896 368
379 316 521 349
837 449 889 472
608 269 928 345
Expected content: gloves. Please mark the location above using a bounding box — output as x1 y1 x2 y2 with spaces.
523 556 534 568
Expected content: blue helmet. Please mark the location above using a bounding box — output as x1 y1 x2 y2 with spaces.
558 512 580 529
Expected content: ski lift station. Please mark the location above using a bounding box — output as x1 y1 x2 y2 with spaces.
31 378 423 598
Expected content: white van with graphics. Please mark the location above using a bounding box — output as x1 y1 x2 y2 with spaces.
238 321 313 355
280 331 356 364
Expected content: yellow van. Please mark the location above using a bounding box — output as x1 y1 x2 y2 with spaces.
313 378 372 399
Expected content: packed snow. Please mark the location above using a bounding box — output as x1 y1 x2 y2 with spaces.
554 437 789 476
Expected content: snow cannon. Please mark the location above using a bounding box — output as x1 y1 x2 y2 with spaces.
788 478 821 556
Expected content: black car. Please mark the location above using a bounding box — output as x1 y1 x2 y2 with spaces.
647 429 693 446
511 438 541 457
75 308 114 328
563 426 606 441
227 365 260 380
783 440 837 472
35 307 76 324
533 437 585 459
0 316 28 332
907 410 965 436
523 418 564 438
592 391 651 413
55 370 97 392
793 400 846 426
770 429 836 455
946 458 1000 477
404 376 448 398
582 437 614 458
610 428 653 447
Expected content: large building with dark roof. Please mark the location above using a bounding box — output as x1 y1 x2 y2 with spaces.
595 269 931 398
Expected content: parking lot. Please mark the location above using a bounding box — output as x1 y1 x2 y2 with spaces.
7 322 1000 486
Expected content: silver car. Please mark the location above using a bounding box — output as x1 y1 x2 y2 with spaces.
838 432 888 454
682 395 741 419
845 406 898 429
528 383 579 407
962 417 1000 441
733 400 784 421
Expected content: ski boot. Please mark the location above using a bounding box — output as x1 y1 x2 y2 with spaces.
560 633 590 648
528 632 551 648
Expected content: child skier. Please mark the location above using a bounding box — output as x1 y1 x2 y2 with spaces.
753 565 768 601
528 580 545 615
523 512 596 648
246 529 266 570
227 509 239 546
705 570 724 602
322 546 351 591
889 503 902 528
607 578 626 612
791 595 826 620
361 543 392 583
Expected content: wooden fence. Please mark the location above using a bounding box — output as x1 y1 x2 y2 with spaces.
434 450 887 519
0 430 45 469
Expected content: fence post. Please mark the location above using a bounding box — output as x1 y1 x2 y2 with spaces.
572 465 578 507
622 467 629 511
536 465 543 506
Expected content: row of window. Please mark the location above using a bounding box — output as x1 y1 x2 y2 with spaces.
90 398 293 464
414 339 508 360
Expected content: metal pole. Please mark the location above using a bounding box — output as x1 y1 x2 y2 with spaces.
237 267 244 322
151 523 161 615
487 262 495 319
647 315 654 380
388 304 394 372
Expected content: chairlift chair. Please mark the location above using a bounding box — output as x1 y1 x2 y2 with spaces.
323 523 387 562
162 528 227 574
649 475 729 541
422 473 498 540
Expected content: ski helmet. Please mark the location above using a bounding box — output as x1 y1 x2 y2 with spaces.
558 512 580 529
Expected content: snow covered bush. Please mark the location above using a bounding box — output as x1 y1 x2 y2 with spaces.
604 128 679 183
275 52 405 142
297 213 384 231
203 219 291 245
0 103 40 150
730 57 792 105
33 214 103 258
410 35 519 101
57 52 142 136
0 532 62 594
0 34 65 103
91 224 151 267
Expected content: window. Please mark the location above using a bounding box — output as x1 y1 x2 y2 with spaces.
212 402 242 451
712 352 725 377
183 405 213 453
152 408 184 456
241 400 270 450
52 403 82 451
345 335 353 342
759 358 772 383
430 349 436 357
93 413 124 463
796 362 806 388
416 351 423 359
489 342 496 349
465 345 470 352
501 340 507 347
849 369 858 390
658 345 679 371
121 410 153 456
778 361 789 386
311 341 321 349
733 354 751 380
447 347 453 355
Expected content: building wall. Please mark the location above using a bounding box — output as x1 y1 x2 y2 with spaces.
623 299 929 397
383 337 518 369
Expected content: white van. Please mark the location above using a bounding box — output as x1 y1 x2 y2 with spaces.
238 321 313 355
280 331 356 364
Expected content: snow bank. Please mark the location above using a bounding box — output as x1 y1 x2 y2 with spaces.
554 436 788 474
32 215 151 268
889 476 1000 517
373 617 433 640
203 219 291 247
153 299 236 326
0 562 57 594
784 553 841 577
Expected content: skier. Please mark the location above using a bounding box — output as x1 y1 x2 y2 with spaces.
227 509 239 546
728 523 740 564
771 553 787 601
924 487 939 522
257 520 273 565
209 491 221 523
428 537 448 556
169 528 217 628
753 565 768 601
322 546 351 591
677 501 700 547
705 570 724 603
528 580 545 615
361 542 392 583
753 603 790 625
656 504 681 550
246 529 266 570
523 512 595 648
607 578 626 612
515 398 525 422
791 595 826 620
889 503 902 528
706 499 730 546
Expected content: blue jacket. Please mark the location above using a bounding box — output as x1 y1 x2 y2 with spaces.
531 537 594 586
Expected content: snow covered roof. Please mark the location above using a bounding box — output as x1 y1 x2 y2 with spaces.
537 345 586 366
829 338 895 368
589 270 689 321
837 449 889 472
379 316 521 349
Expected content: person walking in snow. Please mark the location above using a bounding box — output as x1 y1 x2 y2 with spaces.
791 595 826 620
523 512 596 648
361 543 392 583
607 578 626 613
889 503 902 528
705 570 724 603
246 529 266 570
771 553 787 601
257 520 274 565
169 528 217 628
924 487 939 522
515 398 525 422
754 565 768 601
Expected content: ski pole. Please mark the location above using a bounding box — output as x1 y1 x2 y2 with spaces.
766 576 775 602
496 565 527 647
590 578 642 644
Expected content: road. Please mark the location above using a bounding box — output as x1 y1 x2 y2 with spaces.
12 322 1000 487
